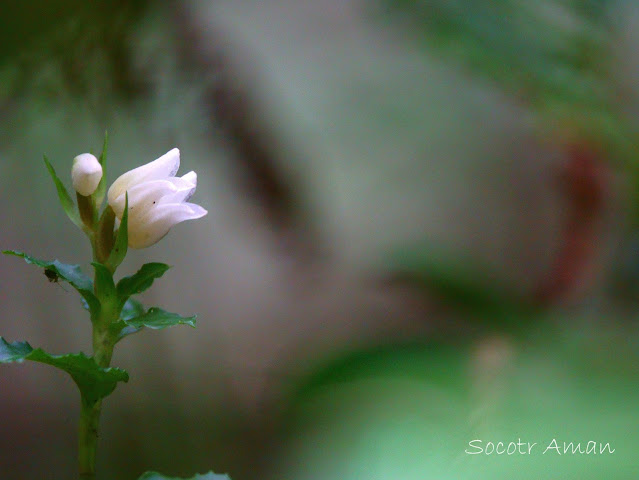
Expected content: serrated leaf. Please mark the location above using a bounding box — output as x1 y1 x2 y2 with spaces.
107 192 128 272
43 154 83 229
92 262 116 306
125 307 196 330
2 250 100 321
116 262 170 301
109 298 145 341
0 337 128 406
2 251 92 290
138 472 231 480
110 304 196 343
93 131 108 207
0 338 32 360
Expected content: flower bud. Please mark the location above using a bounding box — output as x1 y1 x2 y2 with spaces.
72 153 103 196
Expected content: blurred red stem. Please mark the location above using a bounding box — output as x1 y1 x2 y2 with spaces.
534 141 608 305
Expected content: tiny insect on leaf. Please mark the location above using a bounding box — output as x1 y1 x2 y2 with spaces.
44 268 60 282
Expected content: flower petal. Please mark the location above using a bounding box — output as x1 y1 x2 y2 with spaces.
180 171 197 186
105 147 206 249
127 202 208 249
152 202 208 224
158 172 197 205
110 176 195 218
107 148 180 205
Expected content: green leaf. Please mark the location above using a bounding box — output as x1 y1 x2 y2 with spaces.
93 131 108 207
121 297 145 321
138 472 231 480
109 298 145 341
0 337 128 406
92 262 117 307
43 154 83 230
116 262 170 301
106 192 128 272
125 307 196 330
2 250 100 321
112 263 171 337
0 338 32 361
2 251 92 290
110 304 195 343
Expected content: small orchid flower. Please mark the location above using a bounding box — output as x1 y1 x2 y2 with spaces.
107 148 207 249
72 153 103 196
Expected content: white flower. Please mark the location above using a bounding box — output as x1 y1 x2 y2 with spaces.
72 153 103 196
107 148 207 249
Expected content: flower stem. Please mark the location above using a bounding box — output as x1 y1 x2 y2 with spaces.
78 280 117 479
78 400 102 480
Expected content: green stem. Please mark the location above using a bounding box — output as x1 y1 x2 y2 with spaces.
78 209 120 479
78 400 102 480
78 279 117 479
92 325 115 369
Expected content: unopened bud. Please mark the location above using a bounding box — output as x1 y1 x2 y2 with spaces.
72 153 102 196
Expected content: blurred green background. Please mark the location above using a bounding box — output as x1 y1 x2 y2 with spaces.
1 1 638 479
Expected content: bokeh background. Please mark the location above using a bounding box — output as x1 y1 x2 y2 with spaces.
1 1 639 479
